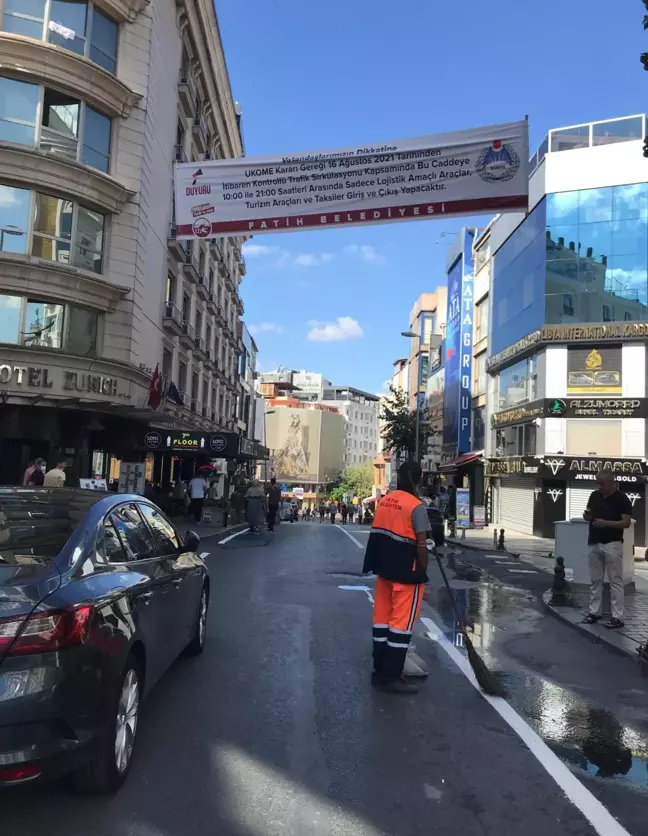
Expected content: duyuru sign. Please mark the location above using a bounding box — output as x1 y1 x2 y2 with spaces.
174 120 529 238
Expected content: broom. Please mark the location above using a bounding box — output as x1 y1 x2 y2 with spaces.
432 549 507 698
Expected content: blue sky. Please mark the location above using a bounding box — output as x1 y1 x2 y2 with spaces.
216 0 647 392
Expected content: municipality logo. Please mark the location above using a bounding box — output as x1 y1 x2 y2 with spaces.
476 140 520 183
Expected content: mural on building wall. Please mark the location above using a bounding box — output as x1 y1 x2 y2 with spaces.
275 414 310 479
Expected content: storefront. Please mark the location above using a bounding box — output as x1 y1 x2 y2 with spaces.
486 456 648 544
438 451 484 523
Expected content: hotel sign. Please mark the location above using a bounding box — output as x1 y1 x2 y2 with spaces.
491 398 648 426
487 321 648 373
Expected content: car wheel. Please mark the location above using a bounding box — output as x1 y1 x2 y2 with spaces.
70 654 142 795
185 585 209 656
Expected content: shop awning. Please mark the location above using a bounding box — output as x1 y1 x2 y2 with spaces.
438 451 483 473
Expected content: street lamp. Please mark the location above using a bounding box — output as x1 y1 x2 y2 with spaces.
0 225 24 251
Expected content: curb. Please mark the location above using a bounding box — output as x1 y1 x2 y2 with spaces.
541 589 643 662
199 522 248 542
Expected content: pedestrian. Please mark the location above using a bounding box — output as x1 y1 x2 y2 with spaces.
188 473 208 523
246 480 268 532
328 500 337 524
28 459 46 486
341 502 348 524
582 472 632 629
22 459 36 486
44 461 67 487
362 460 430 694
265 476 282 531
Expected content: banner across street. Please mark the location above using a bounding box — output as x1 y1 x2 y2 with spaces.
174 119 529 238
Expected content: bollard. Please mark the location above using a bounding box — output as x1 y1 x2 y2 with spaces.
493 528 498 549
497 528 506 551
223 509 228 528
549 556 571 606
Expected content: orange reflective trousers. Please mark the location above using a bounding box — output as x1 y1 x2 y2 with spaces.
372 576 424 681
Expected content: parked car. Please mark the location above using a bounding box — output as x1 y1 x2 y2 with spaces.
0 488 208 794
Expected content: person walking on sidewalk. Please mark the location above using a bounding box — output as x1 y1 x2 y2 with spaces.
582 471 632 630
362 461 430 694
341 502 348 524
265 477 282 532
188 474 208 523
328 500 337 524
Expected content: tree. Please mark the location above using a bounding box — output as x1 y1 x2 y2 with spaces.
380 385 416 457
341 463 374 500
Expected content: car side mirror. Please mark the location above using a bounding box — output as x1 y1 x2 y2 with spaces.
184 530 201 553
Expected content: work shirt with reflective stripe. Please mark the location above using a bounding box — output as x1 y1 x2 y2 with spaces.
362 490 429 584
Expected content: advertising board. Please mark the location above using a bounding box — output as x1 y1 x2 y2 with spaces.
174 121 528 238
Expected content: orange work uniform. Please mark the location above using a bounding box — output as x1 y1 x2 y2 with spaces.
362 490 429 682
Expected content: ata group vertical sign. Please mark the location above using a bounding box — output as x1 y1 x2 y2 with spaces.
442 229 475 458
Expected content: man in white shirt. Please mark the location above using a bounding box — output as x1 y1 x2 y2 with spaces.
188 475 208 523
44 462 67 488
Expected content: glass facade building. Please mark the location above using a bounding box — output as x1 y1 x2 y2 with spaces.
491 183 648 355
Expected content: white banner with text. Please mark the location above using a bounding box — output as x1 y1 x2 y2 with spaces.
174 120 529 238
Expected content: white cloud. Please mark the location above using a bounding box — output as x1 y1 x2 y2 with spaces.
294 253 334 267
344 244 386 265
248 322 284 336
0 187 20 208
242 243 279 258
307 316 364 343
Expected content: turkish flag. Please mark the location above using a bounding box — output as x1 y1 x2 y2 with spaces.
147 365 161 410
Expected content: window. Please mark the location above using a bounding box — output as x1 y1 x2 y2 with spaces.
498 356 536 409
31 192 105 273
0 185 31 254
109 504 155 561
624 311 633 321
182 293 190 322
562 294 575 317
2 1 119 73
473 351 487 396
24 300 64 348
494 423 537 456
566 420 621 456
98 519 126 563
195 310 202 339
0 76 39 146
166 273 176 305
474 298 489 342
206 324 212 353
138 504 180 554
162 347 172 379
602 304 613 322
0 293 97 355
40 89 79 160
81 105 111 171
420 312 436 346
178 361 187 395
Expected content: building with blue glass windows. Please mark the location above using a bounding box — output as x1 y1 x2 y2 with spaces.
485 114 648 543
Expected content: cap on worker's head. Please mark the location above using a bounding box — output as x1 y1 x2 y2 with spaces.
397 460 422 493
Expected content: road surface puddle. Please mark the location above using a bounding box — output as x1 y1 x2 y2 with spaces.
424 571 648 790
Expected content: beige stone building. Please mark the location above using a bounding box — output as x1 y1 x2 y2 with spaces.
0 0 247 483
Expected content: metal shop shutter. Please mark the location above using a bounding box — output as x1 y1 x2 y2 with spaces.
499 476 535 535
568 485 594 520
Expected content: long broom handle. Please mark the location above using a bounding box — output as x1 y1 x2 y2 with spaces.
431 547 470 635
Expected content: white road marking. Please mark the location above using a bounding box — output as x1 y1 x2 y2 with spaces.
338 584 374 603
218 528 249 545
334 524 364 549
485 553 509 558
420 616 632 836
507 569 538 574
200 551 210 559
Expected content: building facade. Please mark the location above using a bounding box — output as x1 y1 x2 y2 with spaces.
406 290 447 412
486 114 648 543
0 0 247 485
321 384 380 466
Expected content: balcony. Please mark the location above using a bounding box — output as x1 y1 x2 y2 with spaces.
182 246 200 284
210 238 224 260
205 349 216 369
179 320 195 349
194 336 208 360
163 302 183 336
238 259 247 276
196 275 210 301
175 144 188 164
233 291 244 315
167 223 188 260
192 114 208 152
206 290 218 314
178 69 197 117
529 113 647 174
217 258 229 279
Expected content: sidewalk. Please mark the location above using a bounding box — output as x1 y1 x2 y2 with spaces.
448 526 648 661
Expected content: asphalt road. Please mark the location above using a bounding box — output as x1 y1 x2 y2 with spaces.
1 522 647 835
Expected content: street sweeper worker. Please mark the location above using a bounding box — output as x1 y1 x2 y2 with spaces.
362 460 430 694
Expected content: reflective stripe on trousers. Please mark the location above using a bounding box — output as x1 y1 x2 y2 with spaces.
372 576 424 681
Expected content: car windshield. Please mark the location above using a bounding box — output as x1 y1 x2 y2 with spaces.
0 488 105 566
